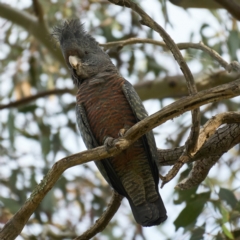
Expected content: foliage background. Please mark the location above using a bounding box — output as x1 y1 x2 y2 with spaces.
0 0 240 239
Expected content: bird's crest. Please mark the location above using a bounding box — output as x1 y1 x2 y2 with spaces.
52 19 99 49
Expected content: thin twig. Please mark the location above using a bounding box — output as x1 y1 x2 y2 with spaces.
101 38 240 72
0 88 75 110
1 78 240 239
108 0 201 183
100 38 167 50
75 192 123 240
107 1 197 94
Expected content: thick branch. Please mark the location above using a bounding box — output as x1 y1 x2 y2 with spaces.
158 147 184 166
135 71 240 100
158 123 240 166
1 71 238 110
157 118 240 190
32 0 45 22
0 78 240 239
168 0 236 9
214 0 240 21
158 113 240 188
196 112 240 152
0 3 65 65
108 0 200 168
110 0 201 157
176 123 240 189
169 0 240 20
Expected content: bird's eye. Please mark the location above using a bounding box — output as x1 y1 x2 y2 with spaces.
85 51 88 54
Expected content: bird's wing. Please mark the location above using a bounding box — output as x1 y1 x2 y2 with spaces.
122 80 159 184
75 103 127 196
76 103 98 149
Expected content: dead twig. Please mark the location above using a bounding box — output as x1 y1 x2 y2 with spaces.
176 123 240 189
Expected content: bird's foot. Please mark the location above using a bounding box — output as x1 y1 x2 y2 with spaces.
103 133 130 151
118 124 130 137
103 136 116 148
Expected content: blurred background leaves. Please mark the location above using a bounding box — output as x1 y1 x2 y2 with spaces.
0 0 240 239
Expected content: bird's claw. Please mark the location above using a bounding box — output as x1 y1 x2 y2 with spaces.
103 136 115 148
118 124 130 137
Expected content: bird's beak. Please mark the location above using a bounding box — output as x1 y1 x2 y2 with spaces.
69 55 81 69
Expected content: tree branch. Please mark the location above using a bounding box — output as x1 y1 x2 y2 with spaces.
75 192 123 240
196 112 240 152
176 123 240 189
0 77 240 239
2 70 238 110
108 0 201 183
158 124 240 166
101 39 240 72
168 0 237 9
135 71 240 100
179 113 240 190
32 0 44 22
214 0 240 21
0 88 75 110
112 1 197 96
0 3 65 66
100 38 167 49
169 0 240 20
157 115 240 190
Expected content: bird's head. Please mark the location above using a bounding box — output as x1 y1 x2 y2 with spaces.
53 19 117 85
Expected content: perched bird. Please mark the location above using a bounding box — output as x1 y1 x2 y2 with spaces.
53 19 167 227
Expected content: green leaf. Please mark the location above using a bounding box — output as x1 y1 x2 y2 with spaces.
0 197 21 213
190 225 205 240
220 205 229 223
199 23 210 44
232 229 240 238
41 135 51 159
222 224 234 239
128 51 135 75
178 165 193 183
174 191 210 230
227 30 240 61
7 110 15 149
174 187 198 205
52 132 61 157
219 188 237 209
18 104 38 113
215 232 225 240
41 190 55 214
147 56 167 76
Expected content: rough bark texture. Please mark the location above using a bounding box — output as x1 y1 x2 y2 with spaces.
169 0 240 9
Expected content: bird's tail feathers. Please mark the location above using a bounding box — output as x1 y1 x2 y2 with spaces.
128 196 167 227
